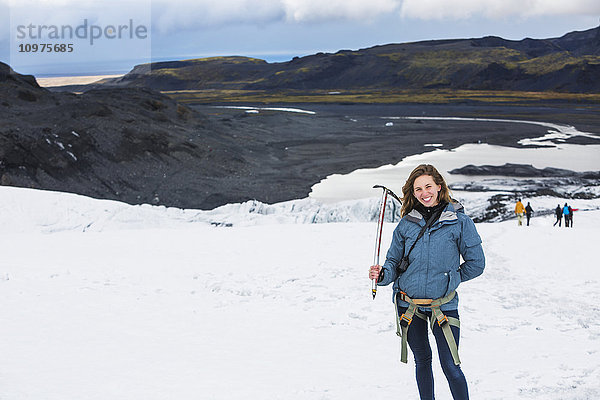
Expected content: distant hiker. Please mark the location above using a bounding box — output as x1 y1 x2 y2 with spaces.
369 164 485 400
514 199 526 226
563 203 571 228
525 202 534 226
568 205 573 227
553 204 563 227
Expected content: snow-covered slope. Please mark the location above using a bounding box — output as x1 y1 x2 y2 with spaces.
2 185 598 234
0 186 598 399
0 186 393 232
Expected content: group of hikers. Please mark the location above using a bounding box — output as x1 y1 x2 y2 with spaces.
514 199 575 227
553 203 575 227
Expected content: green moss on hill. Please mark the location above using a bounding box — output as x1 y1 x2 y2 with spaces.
109 26 600 93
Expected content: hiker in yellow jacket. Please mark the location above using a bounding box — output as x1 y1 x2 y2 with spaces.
515 199 526 226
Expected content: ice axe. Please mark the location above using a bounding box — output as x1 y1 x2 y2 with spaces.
371 185 402 299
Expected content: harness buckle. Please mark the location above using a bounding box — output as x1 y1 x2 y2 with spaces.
400 313 412 327
436 314 449 327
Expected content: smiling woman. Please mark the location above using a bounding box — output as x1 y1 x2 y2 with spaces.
369 163 485 400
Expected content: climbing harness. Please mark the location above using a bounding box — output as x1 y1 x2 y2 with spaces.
394 290 461 365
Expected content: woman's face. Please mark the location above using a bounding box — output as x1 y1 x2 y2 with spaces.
413 174 441 207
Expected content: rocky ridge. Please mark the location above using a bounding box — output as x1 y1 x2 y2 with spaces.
55 26 600 94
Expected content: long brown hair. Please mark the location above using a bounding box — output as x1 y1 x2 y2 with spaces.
400 164 453 217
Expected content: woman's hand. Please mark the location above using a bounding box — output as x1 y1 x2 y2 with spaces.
369 265 382 281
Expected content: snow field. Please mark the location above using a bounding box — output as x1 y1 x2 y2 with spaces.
0 187 598 399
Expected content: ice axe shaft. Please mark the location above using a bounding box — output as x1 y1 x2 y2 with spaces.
371 185 402 299
372 188 388 299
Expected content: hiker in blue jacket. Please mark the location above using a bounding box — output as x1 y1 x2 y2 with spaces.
369 164 485 400
563 203 571 228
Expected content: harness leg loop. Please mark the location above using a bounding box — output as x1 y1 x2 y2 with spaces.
395 291 462 365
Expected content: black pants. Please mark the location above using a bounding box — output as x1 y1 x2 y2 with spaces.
398 307 468 400
553 217 561 227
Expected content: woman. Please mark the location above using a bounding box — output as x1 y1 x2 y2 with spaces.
369 164 485 400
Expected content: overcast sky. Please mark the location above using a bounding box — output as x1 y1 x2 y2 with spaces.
1 0 599 76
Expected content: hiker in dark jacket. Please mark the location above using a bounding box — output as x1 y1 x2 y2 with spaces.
568 205 573 227
369 164 485 400
553 204 562 227
525 202 534 226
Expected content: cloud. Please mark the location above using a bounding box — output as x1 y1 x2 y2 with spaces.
281 0 400 22
151 0 401 33
151 0 283 33
399 0 600 20
3 0 403 43
6 0 151 28
4 0 598 41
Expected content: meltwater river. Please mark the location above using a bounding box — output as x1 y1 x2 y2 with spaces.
309 117 600 203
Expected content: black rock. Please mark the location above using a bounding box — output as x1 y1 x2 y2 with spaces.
448 163 598 178
0 62 258 209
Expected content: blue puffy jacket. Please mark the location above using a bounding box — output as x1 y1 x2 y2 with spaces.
378 202 485 311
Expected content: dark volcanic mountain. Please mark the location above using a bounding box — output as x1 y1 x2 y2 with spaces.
76 26 600 93
0 62 261 209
